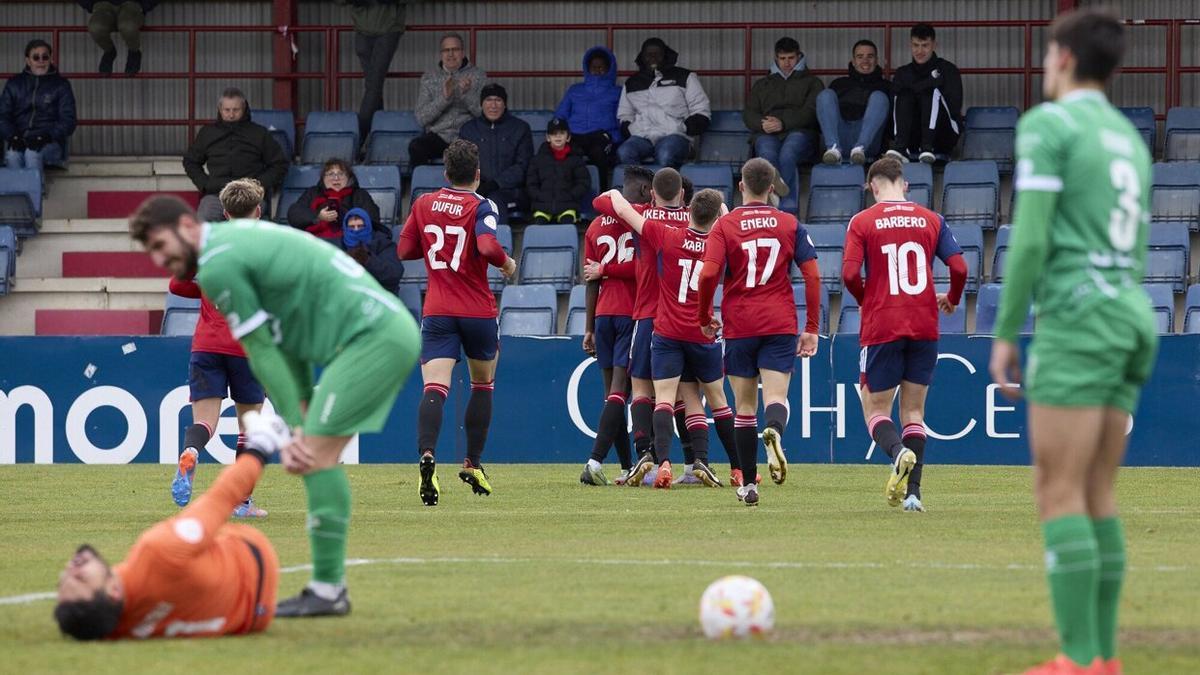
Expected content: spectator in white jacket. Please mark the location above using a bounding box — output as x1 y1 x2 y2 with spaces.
615 38 710 169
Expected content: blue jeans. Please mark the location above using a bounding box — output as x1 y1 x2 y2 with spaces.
754 131 813 211
5 142 65 170
616 134 691 168
815 89 889 158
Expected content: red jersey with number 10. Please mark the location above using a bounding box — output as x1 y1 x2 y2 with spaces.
640 220 712 344
583 215 636 317
843 200 962 345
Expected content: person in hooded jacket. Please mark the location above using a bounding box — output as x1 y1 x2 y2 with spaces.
886 23 963 164
526 117 591 225
0 39 77 170
287 158 383 241
458 83 532 222
816 39 891 165
554 46 623 185
616 38 710 169
340 207 404 292
182 87 288 223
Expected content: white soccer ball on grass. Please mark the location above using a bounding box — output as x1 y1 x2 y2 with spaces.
698 575 775 640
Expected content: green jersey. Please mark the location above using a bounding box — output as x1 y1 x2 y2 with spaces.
995 89 1153 341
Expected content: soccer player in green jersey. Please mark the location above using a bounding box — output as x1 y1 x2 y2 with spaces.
989 9 1157 675
131 195 421 618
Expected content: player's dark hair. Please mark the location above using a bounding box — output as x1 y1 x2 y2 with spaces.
681 175 695 204
54 591 123 641
689 189 725 229
774 37 800 55
740 158 776 197
652 168 683 203
443 139 480 186
853 39 877 55
129 195 195 243
867 157 905 184
1050 8 1124 83
910 23 936 41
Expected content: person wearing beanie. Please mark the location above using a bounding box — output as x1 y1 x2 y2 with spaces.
526 118 592 225
458 82 532 222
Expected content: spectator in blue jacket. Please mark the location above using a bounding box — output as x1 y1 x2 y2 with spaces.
459 83 532 222
554 47 622 185
0 40 77 170
340 207 404 292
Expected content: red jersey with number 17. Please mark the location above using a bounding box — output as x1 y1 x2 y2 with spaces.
398 187 503 318
640 220 712 344
583 215 636 317
843 200 962 345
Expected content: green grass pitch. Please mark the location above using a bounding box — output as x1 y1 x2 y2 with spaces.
1 464 1197 674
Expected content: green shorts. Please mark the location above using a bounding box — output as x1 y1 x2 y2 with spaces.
304 310 420 437
1026 296 1158 414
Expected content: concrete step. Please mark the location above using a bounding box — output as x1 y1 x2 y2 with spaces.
0 276 167 335
16 219 143 278
63 251 167 278
35 308 164 335
42 175 198 220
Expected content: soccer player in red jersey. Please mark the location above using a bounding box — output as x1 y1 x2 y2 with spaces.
577 165 653 485
842 157 967 511
397 139 518 506
603 186 737 489
696 158 822 506
167 179 269 518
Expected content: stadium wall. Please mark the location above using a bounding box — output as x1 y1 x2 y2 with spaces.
2 335 1197 467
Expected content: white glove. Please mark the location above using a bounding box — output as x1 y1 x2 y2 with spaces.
240 411 291 461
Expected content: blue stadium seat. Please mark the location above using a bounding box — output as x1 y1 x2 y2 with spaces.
802 223 847 292
251 109 296 159
933 223 982 292
1143 283 1175 334
975 283 1032 334
792 282 829 334
902 162 933 208
565 284 587 335
1164 107 1200 161
396 284 422 319
519 224 578 291
580 164 601 220
680 163 734 204
1119 107 1156 152
0 248 9 296
837 292 860 334
991 224 1012 283
410 165 450 202
352 165 401 225
937 284 967 333
1150 162 1200 230
610 163 662 192
697 110 751 167
961 106 1019 173
0 224 15 281
806 164 864 225
1184 284 1200 334
487 224 513 293
364 110 422 173
499 284 558 336
0 167 43 237
161 292 201 336
274 165 323 223
512 110 555 153
941 160 1000 230
397 252 428 292
301 111 359 165
1146 221 1189 292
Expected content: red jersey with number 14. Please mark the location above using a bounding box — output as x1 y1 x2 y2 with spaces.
640 220 712 344
583 215 636 317
843 200 962 345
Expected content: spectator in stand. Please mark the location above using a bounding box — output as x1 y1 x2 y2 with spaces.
817 39 891 165
616 37 710 169
79 1 159 76
286 158 382 241
887 23 963 164
526 117 591 225
0 39 77 170
410 33 487 168
554 46 623 186
182 87 288 223
743 37 823 211
458 83 532 222
339 207 404 291
334 0 409 143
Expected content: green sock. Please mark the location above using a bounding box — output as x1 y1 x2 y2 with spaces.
1042 514 1101 666
1093 516 1126 660
303 467 351 586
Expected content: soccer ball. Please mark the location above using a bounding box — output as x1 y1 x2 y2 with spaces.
698 575 775 640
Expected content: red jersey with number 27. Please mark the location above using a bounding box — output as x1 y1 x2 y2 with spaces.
843 200 962 345
583 215 636 317
640 220 712 344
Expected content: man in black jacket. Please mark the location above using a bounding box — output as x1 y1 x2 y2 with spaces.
79 1 159 76
1 39 76 170
816 39 891 165
458 83 532 222
182 87 289 223
887 23 963 164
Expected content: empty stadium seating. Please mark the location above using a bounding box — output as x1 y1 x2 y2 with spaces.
301 111 359 165
397 249 428 291
806 164 864 224
512 110 555 153
565 284 587 335
0 224 15 282
792 282 829 334
410 165 451 203
933 223 982 292
902 162 934 208
941 160 1000 230
0 167 43 238
961 106 1019 173
251 109 297 159
1119 106 1156 151
1184 284 1200 334
487 224 513 293
1146 221 1189 292
991 224 1012 283
1164 107 1200 161
1150 162 1200 230
1143 283 1175 334
364 110 422 173
975 283 1032 334
939 284 968 334
161 292 200 336
697 110 751 167
837 292 860 334
275 165 323 223
803 223 847 292
352 165 401 225
396 284 422 319
518 224 578 291
680 163 734 204
499 284 557 335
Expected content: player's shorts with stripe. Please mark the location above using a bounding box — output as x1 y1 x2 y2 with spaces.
305 311 421 437
859 338 938 393
651 333 724 383
1026 296 1158 414
188 351 265 404
628 317 655 380
594 315 634 370
724 334 798 378
420 315 500 363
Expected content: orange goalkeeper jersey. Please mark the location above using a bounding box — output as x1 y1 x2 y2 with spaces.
109 456 279 639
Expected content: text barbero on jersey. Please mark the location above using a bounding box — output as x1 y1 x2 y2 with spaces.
872 203 932 230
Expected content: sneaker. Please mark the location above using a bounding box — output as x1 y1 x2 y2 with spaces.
418 451 440 506
1021 655 1106 674
458 460 493 496
886 449 917 507
762 427 788 485
730 469 763 486
902 494 925 512
673 463 702 485
99 49 116 74
918 150 936 164
275 586 351 618
613 469 631 486
849 145 867 164
691 460 723 487
233 497 268 518
626 451 656 487
653 461 673 489
124 50 142 77
884 148 909 163
171 447 198 507
822 146 842 164
579 462 610 486
641 470 656 486
743 484 759 507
